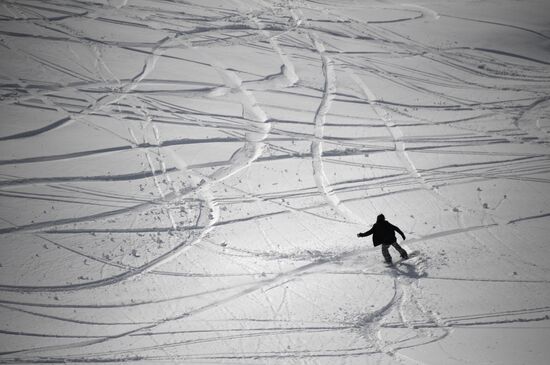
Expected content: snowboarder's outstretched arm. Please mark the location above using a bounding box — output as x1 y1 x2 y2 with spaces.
392 224 406 240
357 227 373 238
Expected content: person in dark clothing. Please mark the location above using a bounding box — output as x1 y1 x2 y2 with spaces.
357 214 408 264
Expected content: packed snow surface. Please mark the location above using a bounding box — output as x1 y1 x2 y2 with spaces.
0 0 550 363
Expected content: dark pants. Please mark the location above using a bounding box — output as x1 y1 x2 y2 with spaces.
381 242 407 263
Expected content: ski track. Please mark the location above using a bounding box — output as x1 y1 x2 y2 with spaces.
295 3 367 225
309 35 365 224
0 0 549 362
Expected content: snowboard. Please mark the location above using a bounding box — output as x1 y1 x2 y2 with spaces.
385 250 420 267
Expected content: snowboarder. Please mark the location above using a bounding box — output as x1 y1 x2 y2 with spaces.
357 214 408 264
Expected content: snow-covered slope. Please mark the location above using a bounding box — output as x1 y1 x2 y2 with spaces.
0 0 549 363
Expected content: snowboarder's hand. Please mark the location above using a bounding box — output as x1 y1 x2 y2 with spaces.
357 233 361 238
402 235 406 240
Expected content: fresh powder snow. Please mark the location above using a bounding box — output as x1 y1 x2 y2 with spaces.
0 0 549 363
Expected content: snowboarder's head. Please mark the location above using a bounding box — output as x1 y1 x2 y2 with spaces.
377 214 385 223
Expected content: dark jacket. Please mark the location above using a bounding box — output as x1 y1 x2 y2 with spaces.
358 217 406 247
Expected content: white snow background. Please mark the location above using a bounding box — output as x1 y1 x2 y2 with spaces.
0 0 549 363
